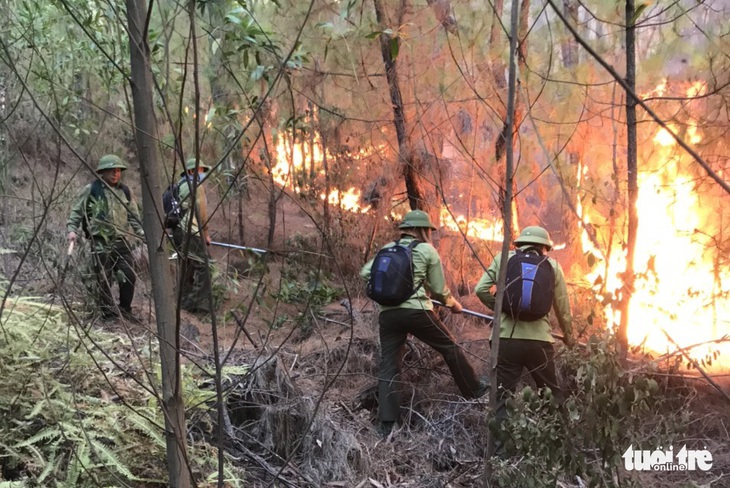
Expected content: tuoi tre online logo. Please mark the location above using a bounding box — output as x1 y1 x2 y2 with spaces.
622 445 713 471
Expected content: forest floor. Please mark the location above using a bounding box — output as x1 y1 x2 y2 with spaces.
5 164 730 488
109 187 729 488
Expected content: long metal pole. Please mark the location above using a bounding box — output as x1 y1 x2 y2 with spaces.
431 299 565 341
431 299 494 322
210 241 268 254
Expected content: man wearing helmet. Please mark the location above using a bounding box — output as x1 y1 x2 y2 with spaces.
474 226 573 448
361 209 488 437
171 158 214 314
67 154 145 320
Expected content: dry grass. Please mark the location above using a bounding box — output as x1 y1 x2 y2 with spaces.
206 308 730 488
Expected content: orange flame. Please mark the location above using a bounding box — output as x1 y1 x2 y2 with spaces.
270 132 384 213
440 208 504 242
321 188 371 213
580 103 729 370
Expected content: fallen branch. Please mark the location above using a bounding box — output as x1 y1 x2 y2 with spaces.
317 316 354 328
228 439 303 488
231 310 259 349
651 336 729 364
661 328 730 405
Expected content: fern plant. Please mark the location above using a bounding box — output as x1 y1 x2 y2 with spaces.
0 291 247 487
0 296 166 486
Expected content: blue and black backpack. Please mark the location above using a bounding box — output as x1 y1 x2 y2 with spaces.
504 248 555 321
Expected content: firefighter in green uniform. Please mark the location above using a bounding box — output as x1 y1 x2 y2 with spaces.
171 158 214 314
474 226 573 453
361 210 488 437
66 155 145 320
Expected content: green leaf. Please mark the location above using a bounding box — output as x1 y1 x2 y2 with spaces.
205 106 216 125
629 3 648 26
365 31 382 39
390 37 399 60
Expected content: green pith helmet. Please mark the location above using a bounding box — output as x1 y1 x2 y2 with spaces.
514 226 553 250
96 154 127 173
398 210 437 230
180 158 212 176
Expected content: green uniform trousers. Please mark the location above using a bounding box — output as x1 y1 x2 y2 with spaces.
91 239 136 317
377 308 481 422
495 338 563 421
172 227 212 313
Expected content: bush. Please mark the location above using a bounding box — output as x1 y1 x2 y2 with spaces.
491 332 686 488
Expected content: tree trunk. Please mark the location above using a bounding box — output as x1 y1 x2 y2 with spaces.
560 0 579 67
618 0 638 358
492 0 529 237
125 1 191 486
0 72 6 276
206 0 248 245
485 0 521 480
426 0 457 34
372 0 428 212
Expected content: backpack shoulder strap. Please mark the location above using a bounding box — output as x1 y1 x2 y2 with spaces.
90 180 132 203
89 179 106 201
119 183 131 202
404 239 424 296
175 174 194 199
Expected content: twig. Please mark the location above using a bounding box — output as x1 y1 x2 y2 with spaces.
316 316 353 328
229 440 302 488
651 336 729 363
231 310 259 349
661 328 730 405
231 426 319 487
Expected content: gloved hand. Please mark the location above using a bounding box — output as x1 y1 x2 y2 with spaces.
450 300 463 314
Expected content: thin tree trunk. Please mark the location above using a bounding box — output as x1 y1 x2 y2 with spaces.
618 0 638 358
485 0 520 480
0 71 6 276
372 0 428 211
207 0 248 246
426 0 457 33
559 0 581 251
187 2 227 485
561 0 579 67
492 0 529 237
309 101 316 183
321 125 331 234
125 1 191 486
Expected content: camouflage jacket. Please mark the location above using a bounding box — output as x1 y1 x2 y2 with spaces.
67 179 145 245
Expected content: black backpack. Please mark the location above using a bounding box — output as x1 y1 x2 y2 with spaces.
504 248 555 321
162 177 187 229
366 239 422 306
